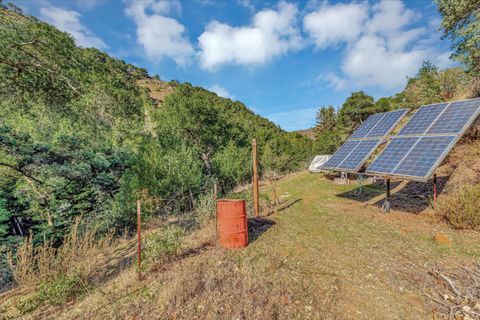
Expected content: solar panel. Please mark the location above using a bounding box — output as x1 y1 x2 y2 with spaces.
427 99 480 134
366 109 408 137
397 103 448 135
393 136 456 178
323 140 359 169
323 109 408 172
350 113 384 139
366 137 419 174
366 98 480 181
335 139 381 171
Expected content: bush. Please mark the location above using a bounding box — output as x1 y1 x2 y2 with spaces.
437 184 480 229
17 272 89 314
194 190 216 228
142 225 185 267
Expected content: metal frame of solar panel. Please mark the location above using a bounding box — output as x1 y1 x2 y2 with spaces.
366 98 480 182
322 109 408 173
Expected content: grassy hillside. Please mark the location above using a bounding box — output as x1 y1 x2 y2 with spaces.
0 7 313 287
2 172 479 319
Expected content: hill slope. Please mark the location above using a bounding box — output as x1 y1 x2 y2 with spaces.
0 7 313 287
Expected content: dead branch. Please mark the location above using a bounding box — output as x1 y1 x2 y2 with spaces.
438 273 461 297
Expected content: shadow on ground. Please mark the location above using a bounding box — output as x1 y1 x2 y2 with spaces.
248 217 275 243
336 180 400 202
336 175 449 213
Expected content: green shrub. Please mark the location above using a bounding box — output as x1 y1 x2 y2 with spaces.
194 190 216 228
142 225 185 267
437 184 480 229
17 271 88 314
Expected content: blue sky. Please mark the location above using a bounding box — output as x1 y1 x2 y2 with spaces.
15 0 455 131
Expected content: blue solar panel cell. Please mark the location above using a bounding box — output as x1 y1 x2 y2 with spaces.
367 137 419 174
365 99 480 180
398 103 448 135
338 140 380 170
323 140 359 169
393 136 456 177
366 109 407 138
427 98 480 134
350 113 384 139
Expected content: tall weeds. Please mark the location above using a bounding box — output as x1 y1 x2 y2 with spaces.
7 218 116 308
437 184 480 230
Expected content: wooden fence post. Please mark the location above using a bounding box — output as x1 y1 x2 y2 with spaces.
252 139 260 217
214 181 218 241
137 200 142 280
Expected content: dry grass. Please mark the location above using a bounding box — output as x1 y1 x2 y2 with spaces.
440 140 480 190
136 78 175 104
5 219 125 312
8 219 116 289
434 140 480 229
438 184 480 230
2 172 480 319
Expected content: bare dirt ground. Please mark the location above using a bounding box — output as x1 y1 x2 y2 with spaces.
2 172 480 320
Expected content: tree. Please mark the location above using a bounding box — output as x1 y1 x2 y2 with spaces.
403 61 443 108
337 91 375 135
436 0 480 75
0 198 11 239
314 106 336 137
403 61 475 108
313 106 340 154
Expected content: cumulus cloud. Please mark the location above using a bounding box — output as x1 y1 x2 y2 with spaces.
125 0 194 65
303 2 368 48
341 34 427 89
306 0 453 91
40 6 107 49
208 84 235 99
198 2 303 70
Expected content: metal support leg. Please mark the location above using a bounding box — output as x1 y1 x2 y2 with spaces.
433 174 437 207
384 179 391 213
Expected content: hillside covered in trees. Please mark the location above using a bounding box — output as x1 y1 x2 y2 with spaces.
0 6 313 285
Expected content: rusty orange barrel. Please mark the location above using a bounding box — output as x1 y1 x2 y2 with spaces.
217 199 248 248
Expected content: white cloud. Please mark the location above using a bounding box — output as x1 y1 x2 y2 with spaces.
40 6 107 49
318 72 347 90
303 2 368 48
125 0 193 65
267 107 317 131
307 0 454 91
237 0 255 13
198 2 303 70
365 0 416 36
341 34 427 89
436 51 456 69
208 84 235 99
74 0 105 10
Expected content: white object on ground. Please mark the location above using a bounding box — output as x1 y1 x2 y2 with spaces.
308 155 331 173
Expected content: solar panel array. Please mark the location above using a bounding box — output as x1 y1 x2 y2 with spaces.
366 98 480 181
322 109 408 172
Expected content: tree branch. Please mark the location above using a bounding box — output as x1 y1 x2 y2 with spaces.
0 162 43 184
